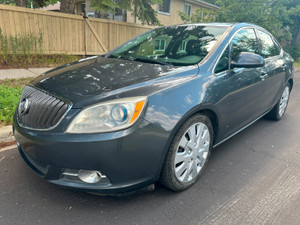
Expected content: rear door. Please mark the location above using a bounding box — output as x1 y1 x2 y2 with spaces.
256 30 285 110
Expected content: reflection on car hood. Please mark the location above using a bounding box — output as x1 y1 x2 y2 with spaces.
31 56 198 108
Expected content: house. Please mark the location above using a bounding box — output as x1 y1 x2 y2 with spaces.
74 0 219 25
40 2 61 12
128 0 219 25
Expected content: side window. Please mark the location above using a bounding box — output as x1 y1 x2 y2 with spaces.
258 30 280 58
215 46 229 74
231 29 259 62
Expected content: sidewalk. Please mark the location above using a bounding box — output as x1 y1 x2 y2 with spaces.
0 126 15 143
0 68 53 80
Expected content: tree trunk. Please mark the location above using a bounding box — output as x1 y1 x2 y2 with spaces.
60 0 77 14
15 0 27 7
133 3 137 23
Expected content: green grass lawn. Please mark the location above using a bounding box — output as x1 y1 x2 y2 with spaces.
295 60 300 67
0 77 33 127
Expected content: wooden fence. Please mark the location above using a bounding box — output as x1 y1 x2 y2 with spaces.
0 4 153 55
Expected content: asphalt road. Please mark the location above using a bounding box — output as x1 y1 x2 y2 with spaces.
1 71 300 225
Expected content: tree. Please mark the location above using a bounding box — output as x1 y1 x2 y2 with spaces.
282 0 300 58
179 8 217 23
60 0 77 13
0 0 15 5
0 0 58 9
179 0 300 58
34 0 58 7
15 0 27 7
90 0 162 25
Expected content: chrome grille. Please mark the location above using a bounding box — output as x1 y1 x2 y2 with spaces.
17 86 71 130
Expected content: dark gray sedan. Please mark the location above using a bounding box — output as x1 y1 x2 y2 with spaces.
13 23 294 193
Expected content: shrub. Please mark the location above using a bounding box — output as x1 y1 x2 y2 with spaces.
0 85 23 126
0 78 33 126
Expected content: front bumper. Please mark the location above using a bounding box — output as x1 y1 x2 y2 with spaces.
13 115 169 194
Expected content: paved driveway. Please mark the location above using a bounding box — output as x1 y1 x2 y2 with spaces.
1 71 300 225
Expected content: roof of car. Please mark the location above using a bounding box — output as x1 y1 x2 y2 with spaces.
166 22 261 28
164 23 234 27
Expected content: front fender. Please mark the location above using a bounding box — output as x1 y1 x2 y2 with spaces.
143 75 224 180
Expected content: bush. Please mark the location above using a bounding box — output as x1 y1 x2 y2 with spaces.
0 28 83 68
0 54 83 69
0 28 43 57
0 85 23 126
283 45 300 60
0 78 33 127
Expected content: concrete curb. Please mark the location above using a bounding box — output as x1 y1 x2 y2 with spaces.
0 144 17 152
0 126 15 143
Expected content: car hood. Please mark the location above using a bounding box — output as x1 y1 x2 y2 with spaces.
31 56 198 108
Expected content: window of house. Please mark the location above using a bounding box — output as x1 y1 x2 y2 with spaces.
231 28 259 62
158 0 171 14
258 30 280 58
155 39 167 51
178 40 187 52
184 4 192 16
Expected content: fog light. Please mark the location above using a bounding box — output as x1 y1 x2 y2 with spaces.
78 170 102 184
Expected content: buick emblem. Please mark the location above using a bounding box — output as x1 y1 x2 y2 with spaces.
19 98 30 115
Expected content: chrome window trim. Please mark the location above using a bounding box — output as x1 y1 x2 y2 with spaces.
198 25 233 68
213 26 257 75
256 29 281 59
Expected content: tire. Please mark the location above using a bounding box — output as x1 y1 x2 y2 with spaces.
266 84 291 121
159 113 213 191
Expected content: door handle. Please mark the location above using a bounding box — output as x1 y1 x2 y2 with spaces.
260 73 268 80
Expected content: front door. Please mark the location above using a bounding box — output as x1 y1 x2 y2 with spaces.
224 28 267 136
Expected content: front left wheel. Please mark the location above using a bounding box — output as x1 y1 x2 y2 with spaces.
159 114 213 191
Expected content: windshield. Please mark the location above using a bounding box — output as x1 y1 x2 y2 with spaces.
108 25 228 66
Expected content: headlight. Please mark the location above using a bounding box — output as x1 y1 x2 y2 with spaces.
66 97 147 133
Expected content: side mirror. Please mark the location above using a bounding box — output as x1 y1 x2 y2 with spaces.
231 52 264 68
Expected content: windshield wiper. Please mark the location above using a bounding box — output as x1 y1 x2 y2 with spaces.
130 57 172 65
108 55 172 65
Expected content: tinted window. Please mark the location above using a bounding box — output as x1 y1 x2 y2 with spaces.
258 30 280 58
215 46 229 73
109 25 227 66
231 29 259 61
